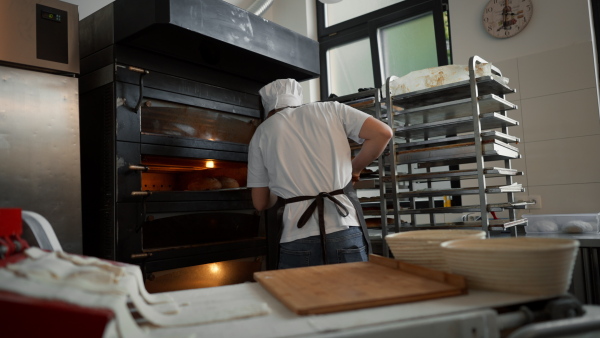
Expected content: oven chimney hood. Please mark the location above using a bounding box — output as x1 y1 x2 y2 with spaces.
80 0 319 84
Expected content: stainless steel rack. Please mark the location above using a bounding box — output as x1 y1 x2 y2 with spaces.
325 56 528 258
382 55 529 236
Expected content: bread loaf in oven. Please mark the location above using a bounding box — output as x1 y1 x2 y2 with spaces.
217 176 239 189
186 177 222 191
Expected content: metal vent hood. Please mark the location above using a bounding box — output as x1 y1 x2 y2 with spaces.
83 0 319 83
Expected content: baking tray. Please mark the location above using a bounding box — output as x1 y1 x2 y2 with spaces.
395 218 528 231
394 112 518 140
397 139 519 164
325 89 396 116
391 183 523 199
398 202 529 215
394 167 523 183
390 75 515 109
394 94 516 126
399 204 503 214
395 131 520 152
254 254 467 315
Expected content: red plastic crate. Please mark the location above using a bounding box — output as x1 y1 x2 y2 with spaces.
0 208 22 237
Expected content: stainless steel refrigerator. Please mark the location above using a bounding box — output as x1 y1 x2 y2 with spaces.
0 0 81 253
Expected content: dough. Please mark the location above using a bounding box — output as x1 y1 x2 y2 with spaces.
562 220 594 234
186 177 222 191
218 176 239 189
528 220 558 232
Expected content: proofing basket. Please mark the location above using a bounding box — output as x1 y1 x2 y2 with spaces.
441 237 579 296
385 230 486 271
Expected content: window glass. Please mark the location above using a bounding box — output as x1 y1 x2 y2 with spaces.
327 38 374 97
378 12 438 80
325 0 405 27
141 99 259 144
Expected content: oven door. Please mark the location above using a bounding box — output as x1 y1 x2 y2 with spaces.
112 69 264 271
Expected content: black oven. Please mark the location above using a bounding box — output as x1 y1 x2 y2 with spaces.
78 0 318 284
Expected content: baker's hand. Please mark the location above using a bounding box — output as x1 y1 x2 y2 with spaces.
351 173 360 186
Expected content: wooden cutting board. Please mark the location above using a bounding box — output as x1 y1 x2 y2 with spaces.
254 254 467 315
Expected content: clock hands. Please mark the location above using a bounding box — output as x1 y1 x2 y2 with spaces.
497 0 518 32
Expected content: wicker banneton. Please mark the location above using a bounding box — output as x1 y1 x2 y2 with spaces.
385 230 486 271
441 237 579 296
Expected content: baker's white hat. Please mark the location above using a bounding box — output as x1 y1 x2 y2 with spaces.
259 78 303 113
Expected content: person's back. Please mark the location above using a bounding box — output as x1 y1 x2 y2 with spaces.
249 101 364 243
252 101 364 196
247 78 392 268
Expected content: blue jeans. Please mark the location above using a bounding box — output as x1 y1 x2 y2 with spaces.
278 226 368 269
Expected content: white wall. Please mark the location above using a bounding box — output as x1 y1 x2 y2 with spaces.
449 0 593 63
450 0 600 217
65 0 110 19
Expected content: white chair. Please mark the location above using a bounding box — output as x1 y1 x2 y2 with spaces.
21 211 63 251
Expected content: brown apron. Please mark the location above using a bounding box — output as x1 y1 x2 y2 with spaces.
265 180 371 269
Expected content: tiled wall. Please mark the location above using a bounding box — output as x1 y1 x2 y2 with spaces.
460 41 600 219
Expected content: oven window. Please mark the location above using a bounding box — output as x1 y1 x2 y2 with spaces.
141 99 259 144
140 155 248 192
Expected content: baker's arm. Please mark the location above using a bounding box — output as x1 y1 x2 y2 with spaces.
351 116 393 178
251 187 278 211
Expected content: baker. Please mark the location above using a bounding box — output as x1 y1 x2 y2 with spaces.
247 78 393 269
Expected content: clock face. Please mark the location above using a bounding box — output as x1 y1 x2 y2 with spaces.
483 0 533 39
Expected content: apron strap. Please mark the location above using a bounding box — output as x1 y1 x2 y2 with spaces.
266 181 371 269
280 188 347 264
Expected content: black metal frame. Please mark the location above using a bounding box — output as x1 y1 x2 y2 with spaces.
316 0 450 98
592 0 600 84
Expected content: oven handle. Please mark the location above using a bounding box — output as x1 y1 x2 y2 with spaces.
131 253 152 259
131 191 152 197
128 164 149 172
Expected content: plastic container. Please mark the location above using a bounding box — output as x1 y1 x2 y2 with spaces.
441 237 579 296
385 229 486 271
523 213 600 234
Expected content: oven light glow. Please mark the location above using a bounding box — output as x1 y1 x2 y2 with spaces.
206 161 215 168
209 263 220 274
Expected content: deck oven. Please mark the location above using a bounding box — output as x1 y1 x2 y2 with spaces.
78 0 318 287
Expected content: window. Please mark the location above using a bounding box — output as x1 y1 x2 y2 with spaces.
327 38 374 97
324 0 405 27
317 0 451 99
378 12 438 80
317 0 458 207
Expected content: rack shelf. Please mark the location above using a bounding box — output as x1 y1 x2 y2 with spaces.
389 75 515 108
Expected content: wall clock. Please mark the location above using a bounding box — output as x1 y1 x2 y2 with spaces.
483 0 533 38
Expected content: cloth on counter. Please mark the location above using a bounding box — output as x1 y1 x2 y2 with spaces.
1 248 270 337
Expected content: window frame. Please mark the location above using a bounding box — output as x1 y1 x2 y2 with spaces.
592 0 600 86
316 0 451 98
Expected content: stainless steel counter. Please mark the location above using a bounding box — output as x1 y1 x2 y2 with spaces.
138 283 600 338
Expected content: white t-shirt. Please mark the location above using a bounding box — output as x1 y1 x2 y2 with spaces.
247 101 371 243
